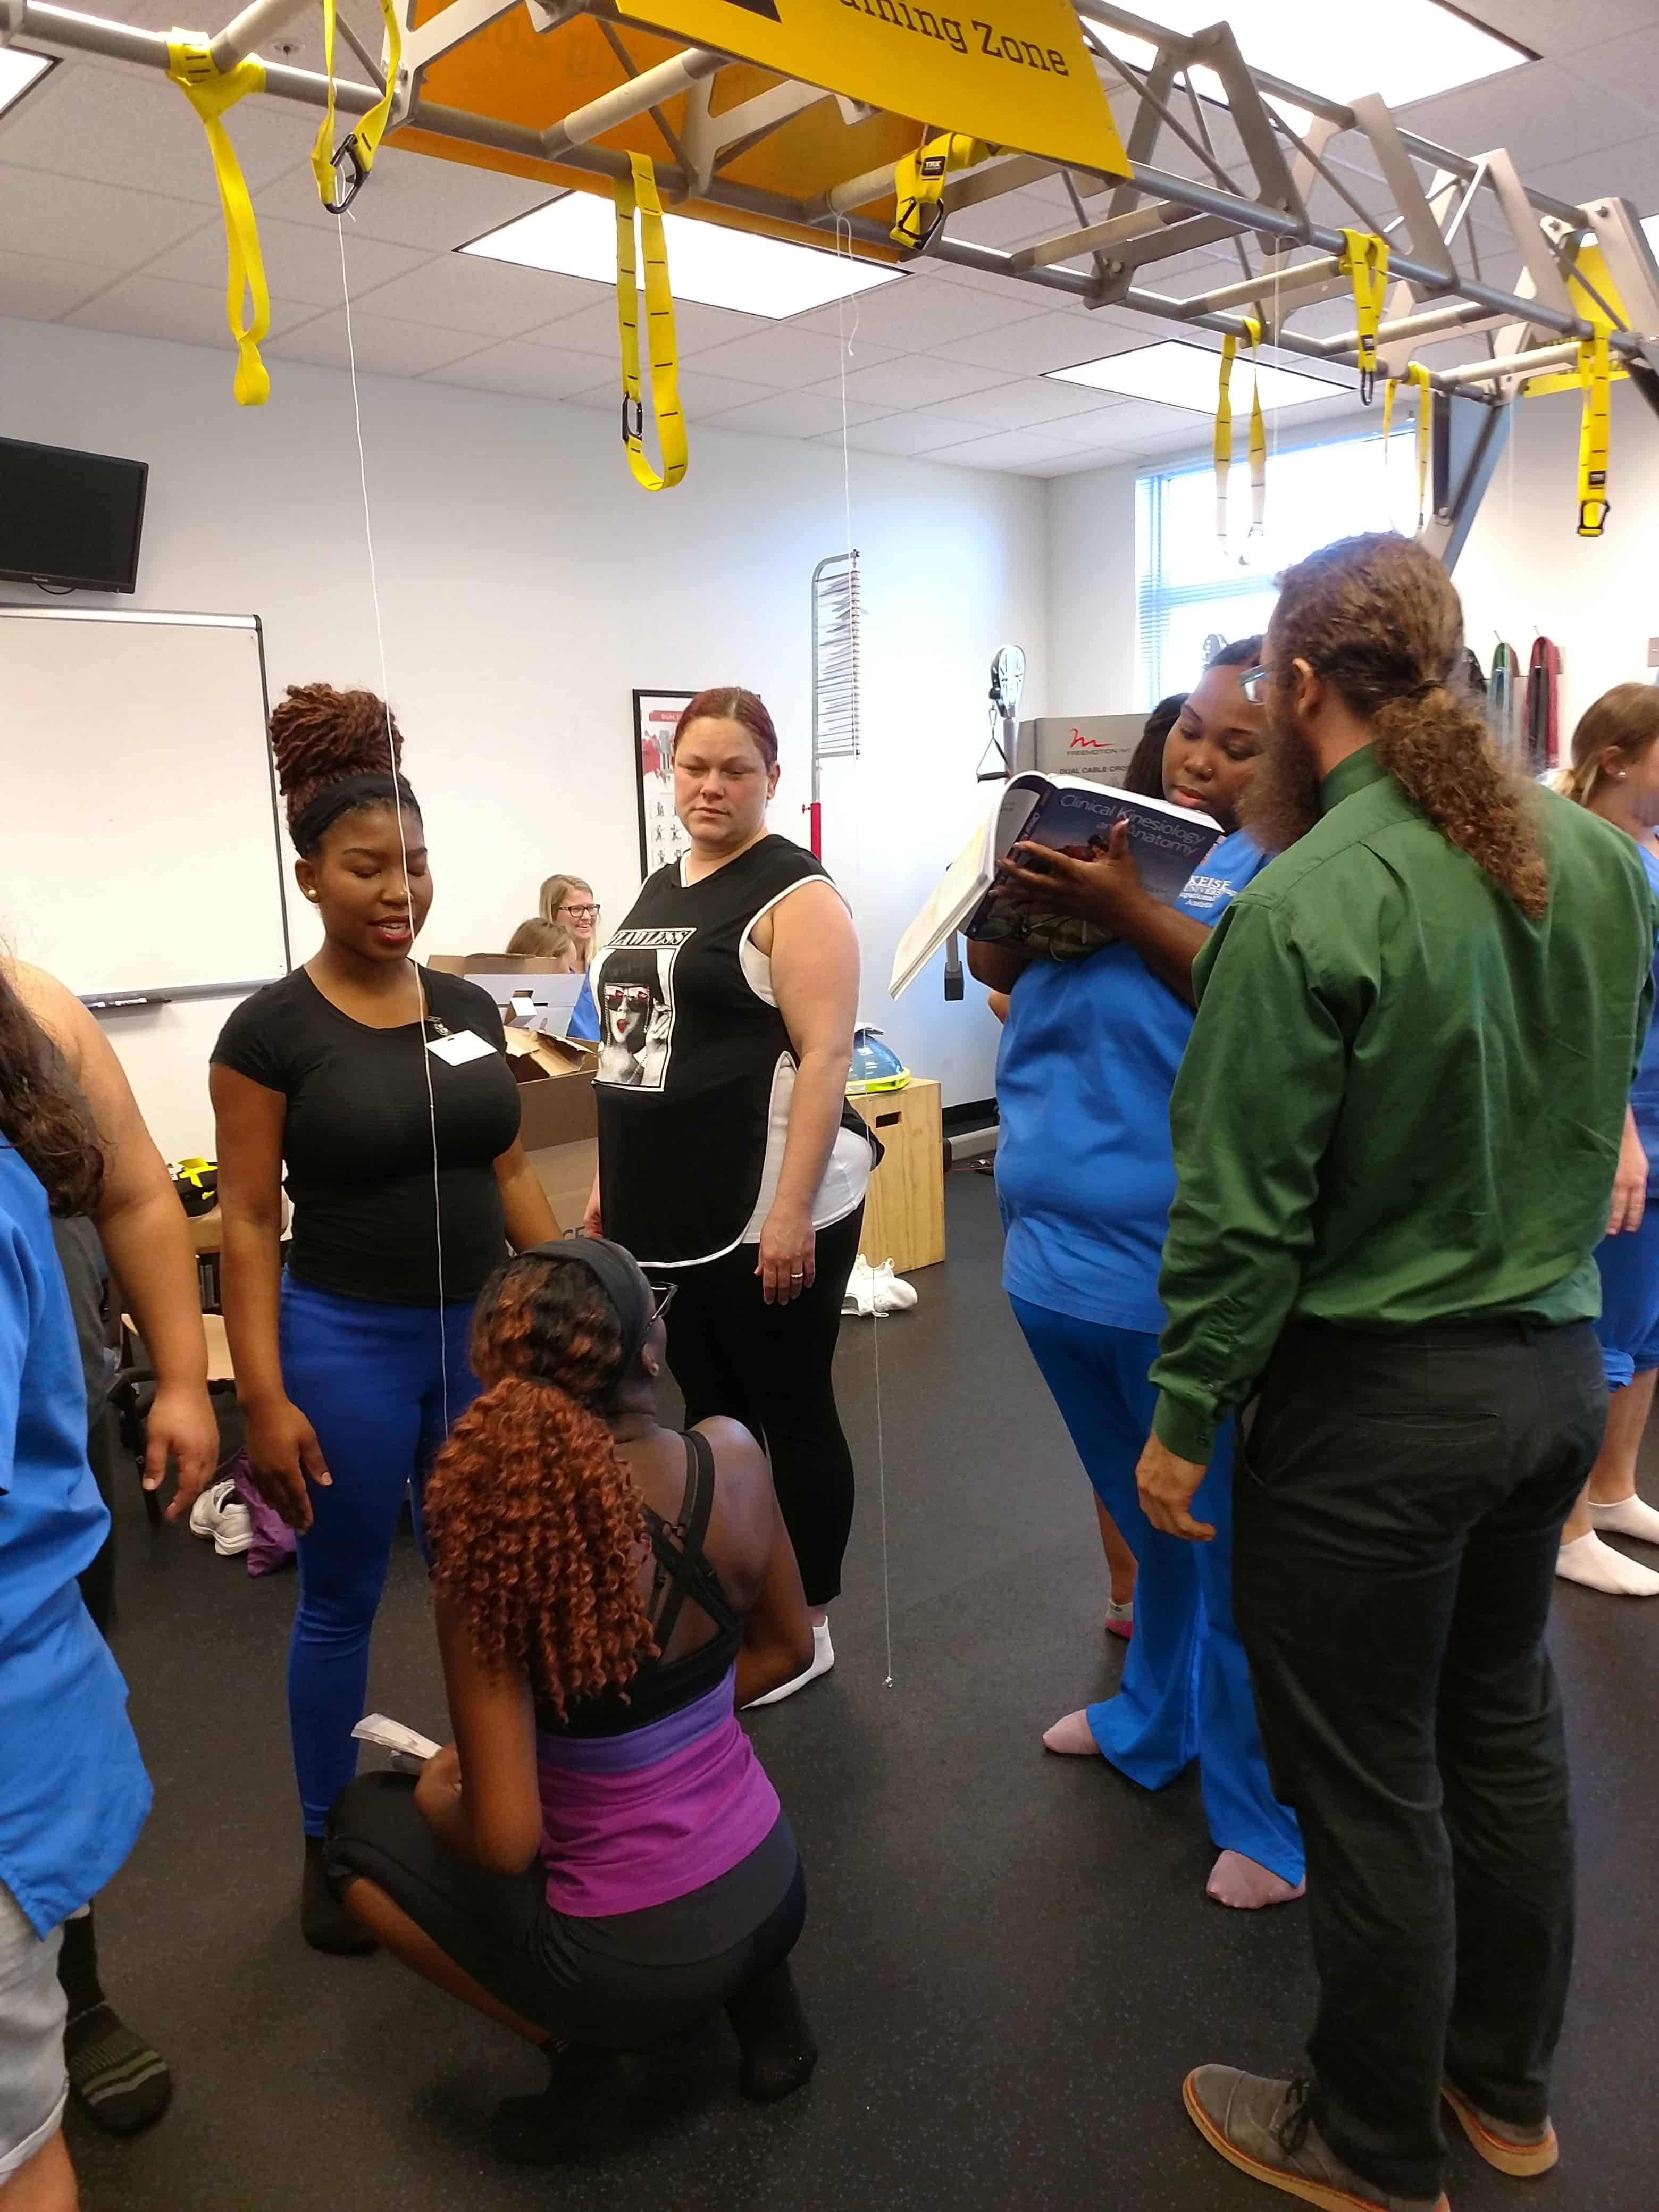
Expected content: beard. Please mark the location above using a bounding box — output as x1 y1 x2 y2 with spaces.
1238 708 1324 855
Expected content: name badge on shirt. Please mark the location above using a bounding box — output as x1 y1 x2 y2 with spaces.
428 1030 496 1068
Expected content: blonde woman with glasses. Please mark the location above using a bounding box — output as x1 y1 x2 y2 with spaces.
538 876 601 970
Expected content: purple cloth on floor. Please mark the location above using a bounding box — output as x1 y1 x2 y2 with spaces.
230 1452 296 1578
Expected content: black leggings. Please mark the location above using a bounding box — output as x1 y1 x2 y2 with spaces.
662 1206 862 1608
326 1774 806 2050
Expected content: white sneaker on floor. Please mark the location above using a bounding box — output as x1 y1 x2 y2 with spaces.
189 1476 253 1557
743 1621 835 1708
842 1256 918 1317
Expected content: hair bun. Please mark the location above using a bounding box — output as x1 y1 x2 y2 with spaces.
270 682 404 813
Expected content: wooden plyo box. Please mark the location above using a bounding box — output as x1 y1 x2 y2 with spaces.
850 1078 945 1274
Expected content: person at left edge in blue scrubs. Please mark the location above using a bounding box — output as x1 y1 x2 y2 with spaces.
969 639 1304 1911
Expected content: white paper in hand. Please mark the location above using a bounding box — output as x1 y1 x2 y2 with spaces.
353 1712 441 1762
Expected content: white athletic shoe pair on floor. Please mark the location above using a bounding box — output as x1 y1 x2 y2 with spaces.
842 1258 917 1317
1557 1493 1659 1596
188 1477 253 1557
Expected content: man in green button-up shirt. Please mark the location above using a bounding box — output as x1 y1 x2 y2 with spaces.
1139 536 1657 2212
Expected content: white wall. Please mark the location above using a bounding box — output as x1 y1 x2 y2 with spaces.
1044 458 1139 719
1455 380 1659 728
0 316 1046 1154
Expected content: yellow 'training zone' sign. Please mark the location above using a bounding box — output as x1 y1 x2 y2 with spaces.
620 0 1131 179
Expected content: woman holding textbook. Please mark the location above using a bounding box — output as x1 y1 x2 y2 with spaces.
970 639 1304 1911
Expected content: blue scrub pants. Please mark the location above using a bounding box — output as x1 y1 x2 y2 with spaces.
1011 1297 1303 1885
1592 1205 1659 1390
279 1276 481 1835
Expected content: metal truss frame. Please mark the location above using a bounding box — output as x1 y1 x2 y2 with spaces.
10 0 1659 432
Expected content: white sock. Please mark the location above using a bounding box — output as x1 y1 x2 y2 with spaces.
1588 1494 1659 1547
743 1620 834 1708
1556 1531 1659 1596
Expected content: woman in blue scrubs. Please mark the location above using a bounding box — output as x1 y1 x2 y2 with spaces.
1556 684 1659 1597
970 640 1303 1911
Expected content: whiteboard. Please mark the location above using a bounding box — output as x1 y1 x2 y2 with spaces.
0 608 289 1003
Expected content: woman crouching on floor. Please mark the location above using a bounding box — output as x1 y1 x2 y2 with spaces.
324 1236 819 2160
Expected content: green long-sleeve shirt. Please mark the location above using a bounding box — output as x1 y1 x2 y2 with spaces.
1150 746 1659 1463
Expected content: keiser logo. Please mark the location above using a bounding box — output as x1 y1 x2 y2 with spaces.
838 0 1072 73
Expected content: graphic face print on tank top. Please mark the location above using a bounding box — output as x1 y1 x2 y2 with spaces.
596 928 692 1091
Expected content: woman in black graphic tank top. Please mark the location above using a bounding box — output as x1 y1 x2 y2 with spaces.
584 689 870 1706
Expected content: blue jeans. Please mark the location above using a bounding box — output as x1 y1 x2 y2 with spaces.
279 1276 481 1835
1011 1297 1303 1885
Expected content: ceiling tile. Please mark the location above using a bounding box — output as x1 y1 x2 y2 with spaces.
700 390 894 439
62 274 316 348
919 253 1036 297
0 57 301 198
1399 60 1653 173
420 339 619 400
943 186 1076 250
0 163 206 268
0 248 118 321
791 271 1049 350
266 309 491 376
144 216 429 307
931 310 1141 376
920 376 1136 431
519 294 768 357
1523 134 1659 216
343 252 602 337
565 365 782 420
811 414 995 457
1026 398 1204 450
1019 448 1142 476
814 353 1016 408
254 148 555 249
1448 0 1659 58
681 325 899 388
928 428 1091 473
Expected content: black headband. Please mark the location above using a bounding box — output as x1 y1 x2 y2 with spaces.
526 1236 655 1372
289 772 418 853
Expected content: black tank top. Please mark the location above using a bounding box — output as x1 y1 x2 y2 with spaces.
592 835 867 1265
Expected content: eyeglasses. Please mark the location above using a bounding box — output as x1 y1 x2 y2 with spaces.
1237 665 1274 704
561 902 600 921
647 1281 679 1326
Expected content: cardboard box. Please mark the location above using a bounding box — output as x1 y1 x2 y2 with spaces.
503 1027 597 1152
530 1137 599 1234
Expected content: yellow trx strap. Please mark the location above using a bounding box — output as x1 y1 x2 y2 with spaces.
1382 361 1434 531
1338 230 1390 404
891 132 992 251
1577 326 1611 537
1213 317 1265 546
615 155 688 493
166 35 270 406
312 0 403 211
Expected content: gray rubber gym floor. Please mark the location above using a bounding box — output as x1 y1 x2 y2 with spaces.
73 1175 1659 2210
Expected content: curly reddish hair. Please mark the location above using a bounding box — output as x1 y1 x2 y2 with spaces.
424 1253 656 1719
269 682 415 844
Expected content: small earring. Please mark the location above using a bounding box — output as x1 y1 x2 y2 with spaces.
1618 772 1629 782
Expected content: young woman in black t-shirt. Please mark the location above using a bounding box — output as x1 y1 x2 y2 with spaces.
583 688 869 1707
211 685 559 1952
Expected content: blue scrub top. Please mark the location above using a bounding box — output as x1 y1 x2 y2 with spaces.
995 828 1268 1334
1630 844 1659 1185
0 1144 150 1933
567 970 599 1043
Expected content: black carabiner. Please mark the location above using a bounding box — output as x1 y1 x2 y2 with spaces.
326 136 367 217
622 395 644 443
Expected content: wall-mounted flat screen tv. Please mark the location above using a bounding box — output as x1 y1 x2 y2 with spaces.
0 437 148 593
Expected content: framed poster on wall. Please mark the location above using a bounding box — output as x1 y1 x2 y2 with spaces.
633 689 694 879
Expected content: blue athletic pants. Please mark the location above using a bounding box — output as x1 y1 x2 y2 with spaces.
1592 1204 1659 1391
1011 1297 1303 1885
279 1276 481 1835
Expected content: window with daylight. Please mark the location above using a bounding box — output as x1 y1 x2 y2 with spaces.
1136 432 1414 705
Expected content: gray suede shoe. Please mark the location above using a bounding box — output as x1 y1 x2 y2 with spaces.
1442 2079 1557 2177
1183 2068 1449 2212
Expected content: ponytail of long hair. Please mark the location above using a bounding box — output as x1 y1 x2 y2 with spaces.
1272 534 1548 919
423 1254 656 1719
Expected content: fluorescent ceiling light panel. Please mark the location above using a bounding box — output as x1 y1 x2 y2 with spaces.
1096 1 1527 112
466 192 902 319
1049 340 1348 414
0 48 54 120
